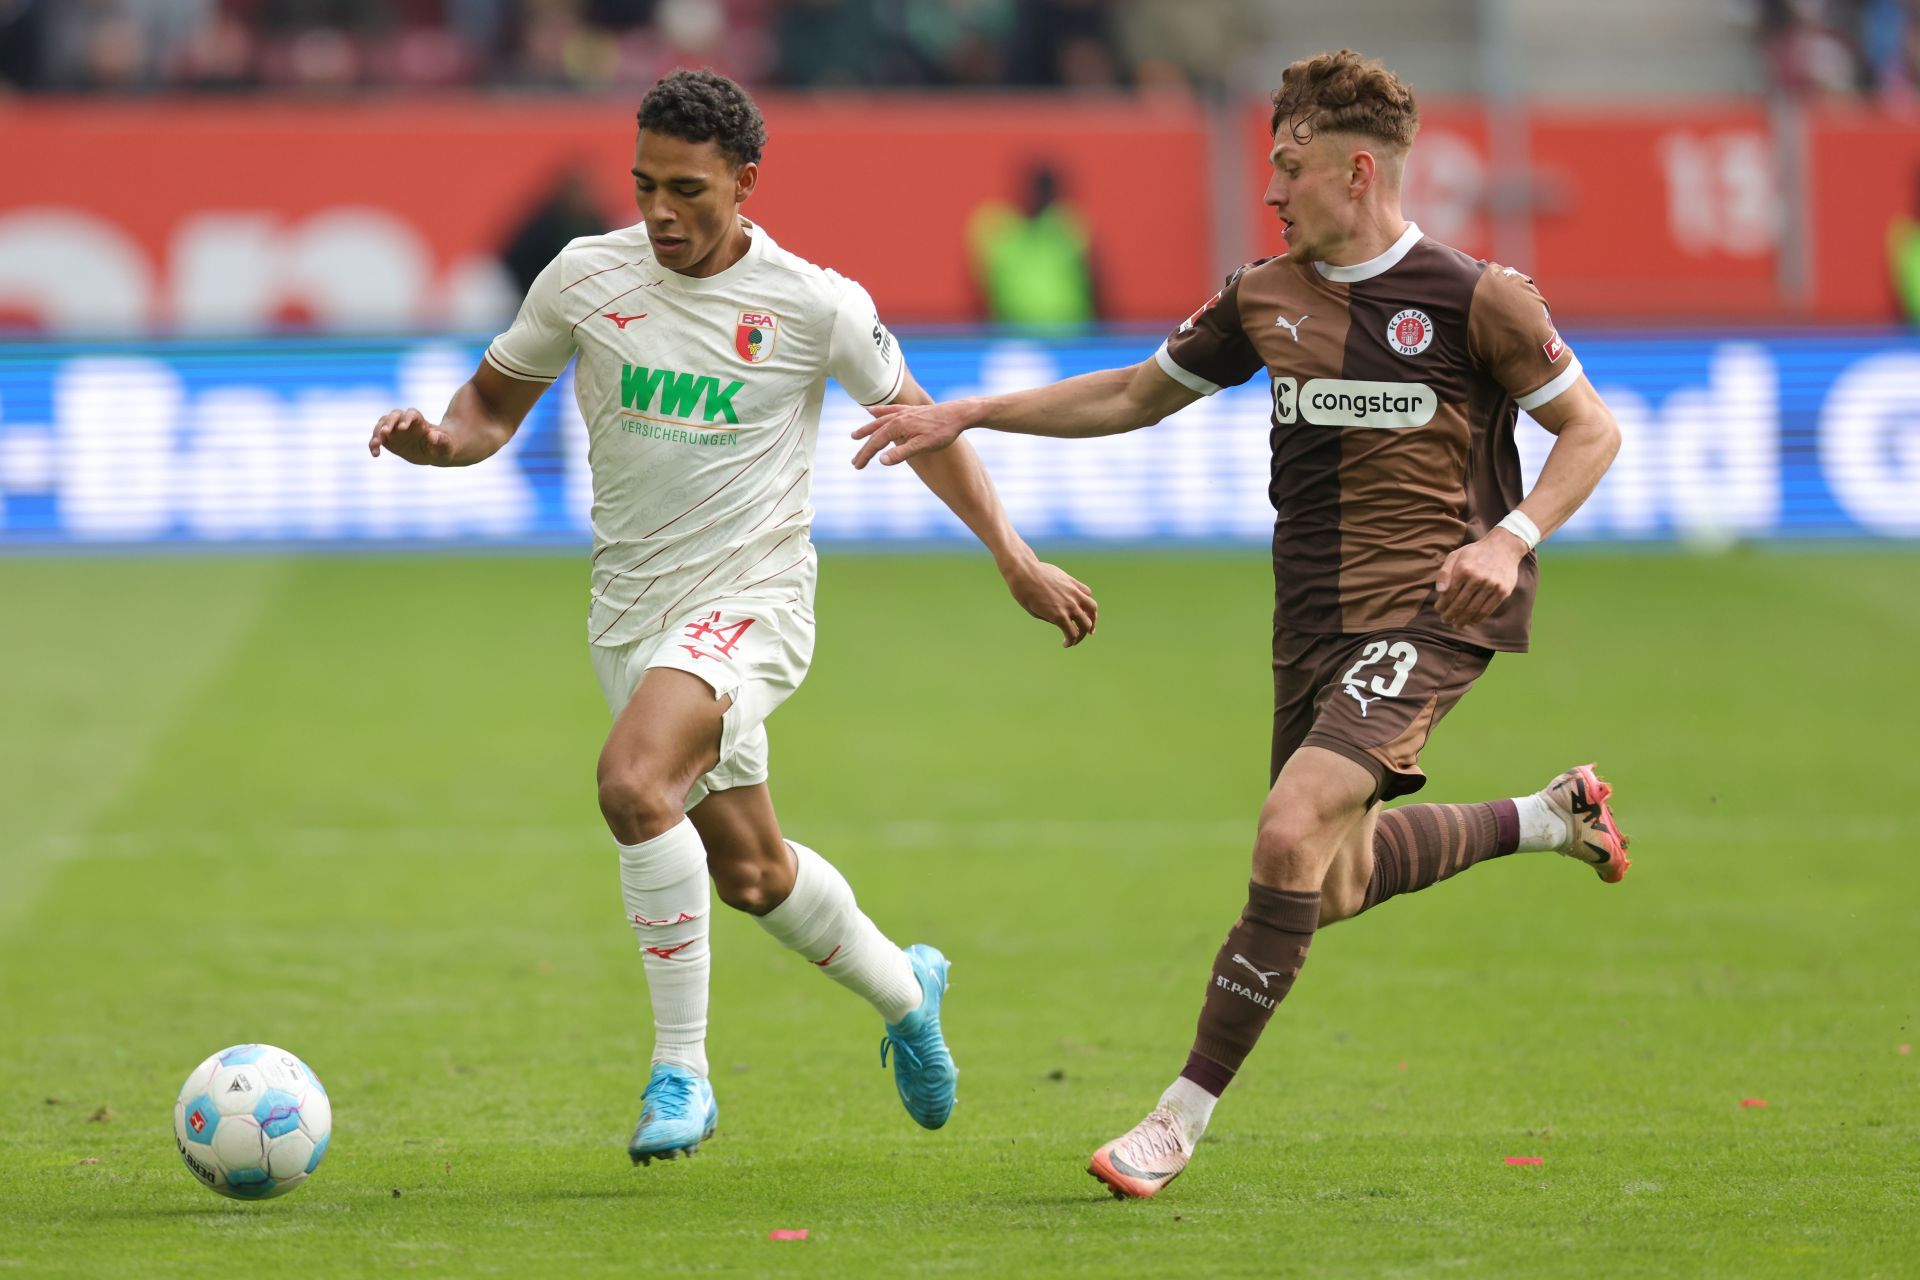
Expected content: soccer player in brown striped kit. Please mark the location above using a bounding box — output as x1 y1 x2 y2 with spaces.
853 49 1631 1198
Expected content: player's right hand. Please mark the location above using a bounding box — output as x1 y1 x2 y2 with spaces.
369 408 453 465
851 400 973 469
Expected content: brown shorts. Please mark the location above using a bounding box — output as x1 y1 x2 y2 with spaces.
1271 628 1494 803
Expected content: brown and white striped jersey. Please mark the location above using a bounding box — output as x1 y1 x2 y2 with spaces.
1157 223 1583 653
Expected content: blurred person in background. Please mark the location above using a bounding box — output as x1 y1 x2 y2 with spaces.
772 0 886 86
1115 0 1264 96
0 0 51 90
1890 167 1920 322
894 0 1013 86
1006 0 1124 88
501 167 614 298
1757 0 1871 94
43 0 216 90
966 162 1100 327
1860 0 1918 96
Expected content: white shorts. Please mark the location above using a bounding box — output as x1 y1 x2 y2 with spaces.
590 595 816 810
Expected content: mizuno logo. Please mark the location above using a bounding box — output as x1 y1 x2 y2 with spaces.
1232 953 1283 988
1274 313 1310 342
604 311 648 328
1343 684 1379 716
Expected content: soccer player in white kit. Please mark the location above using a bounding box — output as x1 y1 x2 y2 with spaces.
369 71 1098 1163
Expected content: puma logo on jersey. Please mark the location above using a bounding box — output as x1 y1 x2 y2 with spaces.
1273 313 1309 341
1343 683 1380 716
620 363 745 424
1232 953 1284 988
603 311 648 328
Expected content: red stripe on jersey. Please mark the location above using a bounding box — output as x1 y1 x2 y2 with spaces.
559 258 645 294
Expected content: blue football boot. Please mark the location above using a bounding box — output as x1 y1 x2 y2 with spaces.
628 1063 718 1166
880 944 957 1129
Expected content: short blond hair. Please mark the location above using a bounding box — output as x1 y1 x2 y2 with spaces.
1269 50 1419 151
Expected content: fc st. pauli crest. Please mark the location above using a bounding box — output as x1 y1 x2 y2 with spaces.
735 310 778 363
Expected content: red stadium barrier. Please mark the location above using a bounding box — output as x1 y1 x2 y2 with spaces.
0 95 1210 332
0 94 1909 331
1804 104 1920 321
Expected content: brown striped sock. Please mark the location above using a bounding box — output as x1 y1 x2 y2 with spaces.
1179 882 1321 1098
1359 800 1520 912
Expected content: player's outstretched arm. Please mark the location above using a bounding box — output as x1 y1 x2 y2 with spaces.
850 357 1198 469
886 369 1099 647
369 360 548 467
1435 377 1622 627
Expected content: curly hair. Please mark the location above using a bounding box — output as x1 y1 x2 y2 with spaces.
636 69 767 168
1269 50 1419 151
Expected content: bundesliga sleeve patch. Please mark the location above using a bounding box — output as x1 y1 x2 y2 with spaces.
735 310 778 364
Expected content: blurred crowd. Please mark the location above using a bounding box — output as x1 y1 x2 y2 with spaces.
0 0 1256 95
5 0 1917 102
1753 0 1920 98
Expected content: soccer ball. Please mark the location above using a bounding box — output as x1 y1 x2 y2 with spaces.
173 1044 332 1200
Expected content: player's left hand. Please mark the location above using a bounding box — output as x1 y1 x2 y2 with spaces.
1435 530 1527 627
852 399 976 469
1004 557 1098 647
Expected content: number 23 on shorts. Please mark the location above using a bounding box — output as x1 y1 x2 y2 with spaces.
1341 640 1419 698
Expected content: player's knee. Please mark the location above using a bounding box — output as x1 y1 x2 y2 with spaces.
1251 814 1320 887
596 763 684 845
712 865 773 915
710 850 788 916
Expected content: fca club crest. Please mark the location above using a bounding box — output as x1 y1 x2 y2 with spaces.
735 310 778 363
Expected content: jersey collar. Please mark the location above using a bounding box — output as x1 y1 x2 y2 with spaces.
1313 222 1423 283
651 218 767 292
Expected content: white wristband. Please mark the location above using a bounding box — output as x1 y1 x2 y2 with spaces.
1496 510 1542 551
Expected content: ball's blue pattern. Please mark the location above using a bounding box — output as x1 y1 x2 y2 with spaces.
253 1088 304 1139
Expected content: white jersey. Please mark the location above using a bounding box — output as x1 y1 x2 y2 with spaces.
485 218 906 646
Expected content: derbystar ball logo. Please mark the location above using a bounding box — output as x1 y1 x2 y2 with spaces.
735 310 778 363
1387 308 1434 356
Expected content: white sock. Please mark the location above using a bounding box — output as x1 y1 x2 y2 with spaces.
1159 1076 1216 1147
617 819 711 1079
1512 793 1570 852
755 841 922 1023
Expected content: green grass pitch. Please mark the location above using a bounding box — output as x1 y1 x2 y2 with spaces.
1 548 1915 1277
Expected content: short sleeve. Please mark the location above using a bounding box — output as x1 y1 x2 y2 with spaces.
827 275 907 406
1468 264 1583 411
1155 268 1263 396
484 252 578 384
